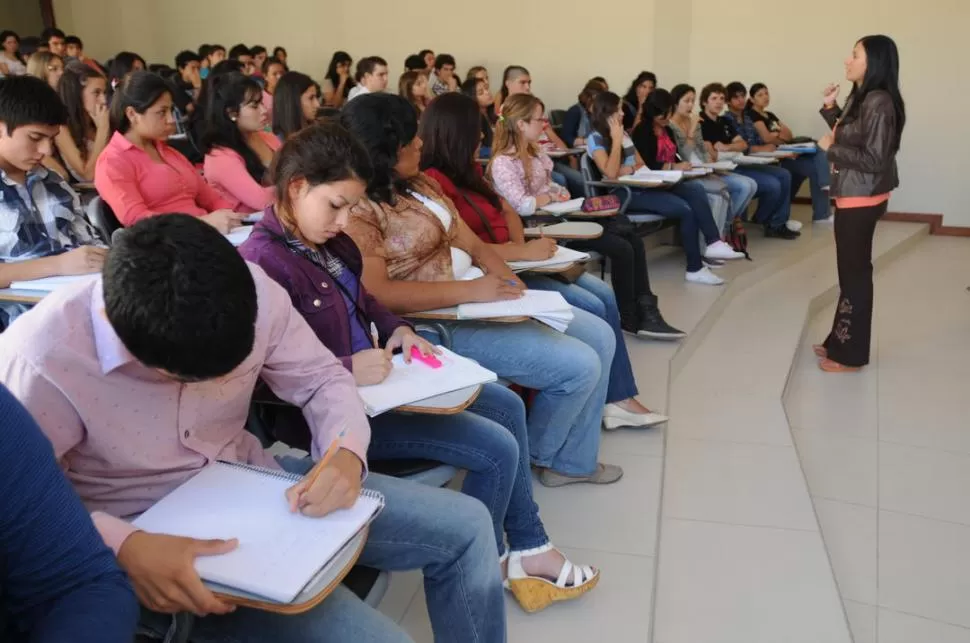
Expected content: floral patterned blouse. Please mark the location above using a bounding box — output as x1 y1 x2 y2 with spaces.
488 150 569 216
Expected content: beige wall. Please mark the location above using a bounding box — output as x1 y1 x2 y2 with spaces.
53 0 966 225
0 1 45 37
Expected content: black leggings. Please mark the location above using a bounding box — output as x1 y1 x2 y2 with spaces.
823 201 887 366
571 228 653 320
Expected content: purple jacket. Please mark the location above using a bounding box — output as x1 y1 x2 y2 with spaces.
239 206 408 373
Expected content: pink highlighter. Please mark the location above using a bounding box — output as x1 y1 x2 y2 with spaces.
410 346 442 369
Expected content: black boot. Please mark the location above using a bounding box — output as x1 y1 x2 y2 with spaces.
636 296 686 340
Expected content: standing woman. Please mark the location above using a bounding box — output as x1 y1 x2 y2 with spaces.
815 35 905 372
322 51 354 108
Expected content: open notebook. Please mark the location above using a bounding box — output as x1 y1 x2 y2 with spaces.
225 226 255 246
457 290 574 332
735 155 778 165
132 461 384 606
357 346 497 416
539 197 586 215
696 161 738 171
508 246 590 272
617 169 683 184
9 273 98 292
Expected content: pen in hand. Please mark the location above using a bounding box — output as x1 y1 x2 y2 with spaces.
369 322 379 349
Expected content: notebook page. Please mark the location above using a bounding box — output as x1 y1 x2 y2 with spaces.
133 462 381 604
540 198 586 214
225 226 254 246
507 246 590 272
457 290 571 320
9 274 98 292
356 346 497 416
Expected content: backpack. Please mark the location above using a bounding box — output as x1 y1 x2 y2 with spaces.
727 217 751 260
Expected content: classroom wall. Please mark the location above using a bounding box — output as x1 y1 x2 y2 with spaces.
51 0 966 226
0 1 45 37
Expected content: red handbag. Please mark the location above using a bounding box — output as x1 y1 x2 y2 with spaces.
581 195 621 213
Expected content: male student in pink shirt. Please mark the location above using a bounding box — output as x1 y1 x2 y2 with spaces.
0 214 506 643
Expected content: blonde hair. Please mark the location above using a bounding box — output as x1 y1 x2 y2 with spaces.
487 93 544 186
26 51 62 85
398 70 429 113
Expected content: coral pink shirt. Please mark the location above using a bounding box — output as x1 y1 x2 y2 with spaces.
830 121 890 210
203 132 281 212
95 131 234 226
262 90 275 122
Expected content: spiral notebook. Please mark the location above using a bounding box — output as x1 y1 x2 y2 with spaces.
132 461 384 606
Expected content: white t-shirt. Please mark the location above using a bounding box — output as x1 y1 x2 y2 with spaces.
410 191 474 279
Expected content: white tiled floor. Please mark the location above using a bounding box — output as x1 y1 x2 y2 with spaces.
786 236 970 643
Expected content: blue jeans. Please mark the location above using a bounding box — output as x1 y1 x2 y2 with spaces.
625 181 721 272
735 165 793 228
522 272 638 403
368 383 548 555
425 308 615 476
780 152 831 220
139 471 505 643
553 162 585 197
721 172 759 219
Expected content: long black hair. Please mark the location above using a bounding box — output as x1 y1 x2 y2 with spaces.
641 88 674 125
590 91 622 152
58 62 105 162
844 34 906 147
200 72 268 183
324 50 355 98
339 93 418 204
273 71 319 139
107 51 146 88
0 31 22 63
109 70 172 134
419 92 501 209
623 71 657 107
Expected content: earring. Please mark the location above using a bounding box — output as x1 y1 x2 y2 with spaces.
231 117 237 122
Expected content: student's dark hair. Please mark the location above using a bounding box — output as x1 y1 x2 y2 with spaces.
844 34 906 146
499 65 529 104
404 54 425 72
670 83 696 109
262 57 284 77
272 46 287 58
228 44 251 60
109 70 172 134
210 59 243 76
40 27 65 45
0 31 23 64
354 56 387 83
725 81 747 102
589 91 622 152
460 77 482 99
591 76 607 86
18 36 41 59
748 83 767 102
104 214 257 381
273 71 318 138
324 51 355 97
198 44 212 58
418 49 434 59
58 63 105 162
270 121 374 219
339 92 418 204
419 92 501 209
0 75 67 133
578 78 607 110
623 71 657 107
434 54 456 71
399 70 427 112
699 82 727 108
64 35 82 49
251 45 267 58
108 51 146 86
209 44 226 57
200 72 267 182
315 106 341 122
175 50 201 70
641 88 674 125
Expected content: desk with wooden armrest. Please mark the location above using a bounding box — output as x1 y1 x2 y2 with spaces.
0 289 44 305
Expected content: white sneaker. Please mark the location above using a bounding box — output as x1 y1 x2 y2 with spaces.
815 215 835 224
686 266 725 286
704 240 745 261
786 220 803 232
602 403 669 430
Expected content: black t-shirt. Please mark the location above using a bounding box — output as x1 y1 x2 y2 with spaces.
747 108 781 132
699 113 739 144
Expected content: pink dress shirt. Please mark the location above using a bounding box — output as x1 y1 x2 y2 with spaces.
0 264 371 554
203 132 281 212
94 131 234 226
262 90 274 122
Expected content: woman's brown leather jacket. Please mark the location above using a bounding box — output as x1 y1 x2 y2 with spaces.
820 89 899 198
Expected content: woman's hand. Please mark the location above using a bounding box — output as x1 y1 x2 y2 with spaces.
384 326 439 363
608 112 625 140
673 162 692 171
536 194 552 207
92 101 110 131
522 238 558 260
817 133 834 151
351 349 392 385
202 210 246 234
468 273 524 303
822 83 840 106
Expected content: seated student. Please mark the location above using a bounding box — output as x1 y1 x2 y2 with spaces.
95 71 244 231
583 91 743 286
250 45 268 76
200 43 226 80
561 78 607 147
25 51 63 90
272 71 321 140
322 51 354 108
428 54 457 96
54 62 110 182
399 70 429 117
17 36 44 60
261 57 285 121
0 76 105 328
0 213 507 643
228 43 255 76
668 83 757 227
174 49 202 105
241 123 600 610
744 82 832 222
341 93 622 487
466 65 489 85
272 46 288 68
0 31 27 77
419 49 436 71
484 93 686 339
0 384 139 642
422 93 676 430
621 71 656 131
403 53 426 73
460 77 494 157
698 82 798 239
40 27 66 58
202 72 280 212
347 56 388 102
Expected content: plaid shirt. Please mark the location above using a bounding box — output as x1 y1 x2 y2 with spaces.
428 72 451 97
723 111 765 147
0 166 102 325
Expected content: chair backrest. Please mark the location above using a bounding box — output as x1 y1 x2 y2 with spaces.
548 109 567 129
85 196 123 244
579 154 607 198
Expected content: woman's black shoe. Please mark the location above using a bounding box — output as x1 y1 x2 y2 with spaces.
636 297 687 340
765 226 800 240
